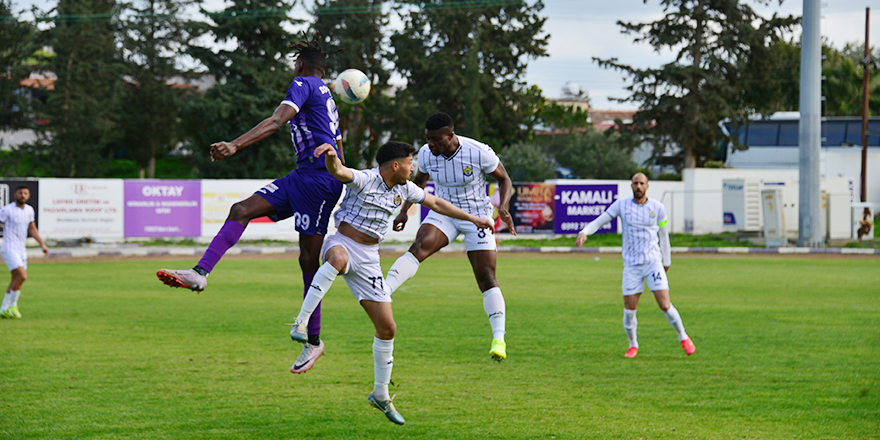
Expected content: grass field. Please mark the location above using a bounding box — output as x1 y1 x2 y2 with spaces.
1 253 878 439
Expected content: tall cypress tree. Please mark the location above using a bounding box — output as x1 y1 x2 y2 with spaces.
312 0 391 167
390 0 548 147
0 0 36 134
594 0 798 169
29 0 125 177
182 0 304 179
117 0 197 178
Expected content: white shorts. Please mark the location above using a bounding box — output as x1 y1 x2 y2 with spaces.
1 248 26 272
422 210 496 252
621 261 669 296
321 233 391 303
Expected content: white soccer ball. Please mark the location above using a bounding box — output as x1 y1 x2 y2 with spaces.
334 69 371 104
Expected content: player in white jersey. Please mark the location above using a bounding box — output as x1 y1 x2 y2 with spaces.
385 112 516 363
288 141 493 425
0 186 49 319
576 173 695 358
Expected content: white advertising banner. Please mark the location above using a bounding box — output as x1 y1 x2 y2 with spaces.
38 178 124 239
200 180 300 239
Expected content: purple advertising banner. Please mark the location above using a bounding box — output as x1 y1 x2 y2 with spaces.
554 184 618 234
124 180 201 237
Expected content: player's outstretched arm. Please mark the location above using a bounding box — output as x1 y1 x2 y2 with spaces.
489 162 516 236
576 211 615 247
392 170 430 231
422 193 494 232
314 143 353 183
210 104 297 162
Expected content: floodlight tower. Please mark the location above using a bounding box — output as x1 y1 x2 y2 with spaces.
798 0 823 248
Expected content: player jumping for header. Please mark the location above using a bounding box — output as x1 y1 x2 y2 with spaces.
289 141 494 425
385 112 516 362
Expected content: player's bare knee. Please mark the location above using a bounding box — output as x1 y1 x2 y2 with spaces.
227 201 251 223
377 322 396 340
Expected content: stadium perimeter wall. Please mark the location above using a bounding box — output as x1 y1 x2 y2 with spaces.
0 173 862 241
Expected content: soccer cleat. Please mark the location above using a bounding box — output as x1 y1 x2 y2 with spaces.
624 347 639 358
290 340 324 374
489 339 506 362
289 320 309 343
0 308 16 319
681 338 696 356
8 306 21 318
156 269 206 292
368 393 405 425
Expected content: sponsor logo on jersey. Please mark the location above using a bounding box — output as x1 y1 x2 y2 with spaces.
463 166 473 177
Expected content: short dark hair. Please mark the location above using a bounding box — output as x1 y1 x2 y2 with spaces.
376 141 416 166
14 185 28 192
425 112 454 131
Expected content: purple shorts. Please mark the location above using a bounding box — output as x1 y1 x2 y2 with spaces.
256 168 343 236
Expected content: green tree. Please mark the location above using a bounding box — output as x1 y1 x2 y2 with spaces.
28 0 126 177
390 0 549 147
554 130 637 180
182 0 304 179
312 0 391 167
498 141 556 182
594 0 798 169
824 43 880 117
116 0 198 178
0 0 36 134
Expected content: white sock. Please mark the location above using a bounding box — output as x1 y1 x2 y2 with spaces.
296 262 338 323
386 252 420 294
9 290 21 308
372 337 394 401
1 291 11 311
663 304 689 341
482 287 506 342
623 309 639 348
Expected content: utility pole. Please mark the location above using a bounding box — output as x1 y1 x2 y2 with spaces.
798 0 823 247
861 7 871 203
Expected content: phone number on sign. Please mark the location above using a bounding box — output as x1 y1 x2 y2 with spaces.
559 222 613 232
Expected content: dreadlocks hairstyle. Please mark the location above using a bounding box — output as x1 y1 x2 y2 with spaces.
288 32 339 75
425 112 454 131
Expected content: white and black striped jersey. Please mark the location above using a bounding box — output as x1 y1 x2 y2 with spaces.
418 136 500 216
0 202 35 253
604 197 668 266
334 168 426 241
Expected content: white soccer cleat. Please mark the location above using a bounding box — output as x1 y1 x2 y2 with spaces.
156 269 207 292
289 319 309 343
290 340 325 374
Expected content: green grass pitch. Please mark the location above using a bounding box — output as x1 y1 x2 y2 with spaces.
1 253 878 439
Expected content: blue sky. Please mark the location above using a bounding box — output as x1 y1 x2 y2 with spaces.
11 0 879 109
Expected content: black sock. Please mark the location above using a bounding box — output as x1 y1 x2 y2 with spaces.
308 334 321 346
192 266 209 277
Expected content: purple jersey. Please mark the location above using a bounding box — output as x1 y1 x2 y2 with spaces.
281 76 342 170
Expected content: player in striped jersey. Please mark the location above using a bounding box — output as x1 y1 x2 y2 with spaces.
576 173 695 358
288 141 493 425
1 186 49 319
385 112 516 362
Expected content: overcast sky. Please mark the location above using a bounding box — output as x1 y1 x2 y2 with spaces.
10 0 880 110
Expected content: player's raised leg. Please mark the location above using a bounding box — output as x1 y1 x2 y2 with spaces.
290 245 346 374
653 289 695 355
386 224 448 294
157 194 276 292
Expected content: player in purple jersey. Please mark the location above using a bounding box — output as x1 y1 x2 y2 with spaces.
157 35 344 374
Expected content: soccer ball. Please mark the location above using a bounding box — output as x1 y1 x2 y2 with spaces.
334 69 371 104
